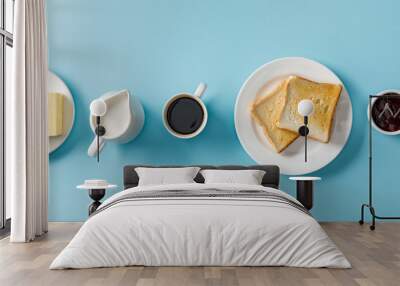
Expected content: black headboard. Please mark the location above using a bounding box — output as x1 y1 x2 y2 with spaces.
123 165 280 189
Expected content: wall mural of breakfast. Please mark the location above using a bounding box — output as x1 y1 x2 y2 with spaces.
235 57 353 175
47 0 400 222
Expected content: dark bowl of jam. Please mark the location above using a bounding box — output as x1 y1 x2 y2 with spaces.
370 91 400 135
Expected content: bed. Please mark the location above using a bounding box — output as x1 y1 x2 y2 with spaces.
50 165 350 269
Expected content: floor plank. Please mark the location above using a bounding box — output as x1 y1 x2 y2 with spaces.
0 222 399 286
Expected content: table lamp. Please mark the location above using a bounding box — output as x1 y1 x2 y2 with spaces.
90 99 107 162
297 99 314 162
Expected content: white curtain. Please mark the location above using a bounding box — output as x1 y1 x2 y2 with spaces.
8 0 49 242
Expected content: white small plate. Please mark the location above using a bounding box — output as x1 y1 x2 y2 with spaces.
289 177 321 181
234 57 353 175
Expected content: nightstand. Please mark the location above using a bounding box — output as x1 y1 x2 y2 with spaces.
77 180 117 215
289 177 321 210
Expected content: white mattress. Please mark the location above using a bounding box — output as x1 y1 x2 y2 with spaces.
50 183 350 269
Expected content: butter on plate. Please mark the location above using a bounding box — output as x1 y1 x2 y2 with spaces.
48 92 65 137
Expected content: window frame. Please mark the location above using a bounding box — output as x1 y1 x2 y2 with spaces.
0 0 13 232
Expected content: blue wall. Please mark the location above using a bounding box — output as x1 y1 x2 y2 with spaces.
47 0 400 221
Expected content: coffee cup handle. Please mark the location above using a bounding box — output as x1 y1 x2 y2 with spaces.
193 83 207 98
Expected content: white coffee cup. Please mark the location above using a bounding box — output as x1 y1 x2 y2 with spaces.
163 83 208 139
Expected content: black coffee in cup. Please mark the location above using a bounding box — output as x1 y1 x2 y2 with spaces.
166 97 205 135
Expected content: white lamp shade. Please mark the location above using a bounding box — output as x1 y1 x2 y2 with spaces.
298 99 314 116
90 99 107 117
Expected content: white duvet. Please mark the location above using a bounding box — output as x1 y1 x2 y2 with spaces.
50 183 350 269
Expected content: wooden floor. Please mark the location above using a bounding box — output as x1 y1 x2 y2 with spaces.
0 223 399 286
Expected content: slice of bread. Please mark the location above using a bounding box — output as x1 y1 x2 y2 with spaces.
276 76 342 143
250 79 299 153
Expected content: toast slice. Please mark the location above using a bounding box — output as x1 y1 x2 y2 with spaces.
250 79 299 153
276 76 342 143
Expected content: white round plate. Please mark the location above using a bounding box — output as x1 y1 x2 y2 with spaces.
48 71 75 153
235 57 353 175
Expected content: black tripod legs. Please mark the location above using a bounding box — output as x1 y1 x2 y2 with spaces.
359 204 366 225
370 207 376 231
359 204 376 231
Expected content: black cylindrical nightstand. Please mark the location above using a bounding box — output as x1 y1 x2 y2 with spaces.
289 177 321 210
88 189 106 215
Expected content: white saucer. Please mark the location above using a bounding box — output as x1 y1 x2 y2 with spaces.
77 179 117 190
289 177 321 181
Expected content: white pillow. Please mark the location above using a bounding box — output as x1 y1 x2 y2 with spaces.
135 167 200 186
200 169 266 185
